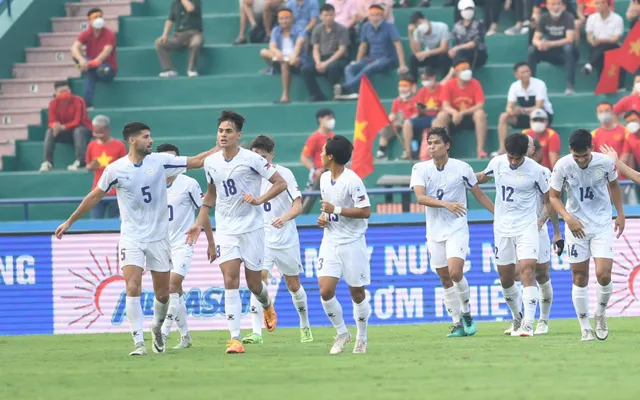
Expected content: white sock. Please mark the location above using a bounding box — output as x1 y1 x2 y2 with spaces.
443 286 462 324
572 284 592 330
521 285 539 325
225 289 242 339
161 293 180 337
290 286 310 328
254 282 271 308
502 284 522 319
126 296 144 345
321 296 348 335
153 298 169 328
353 298 371 342
453 276 471 314
176 295 189 336
539 280 553 321
250 294 264 335
596 281 613 316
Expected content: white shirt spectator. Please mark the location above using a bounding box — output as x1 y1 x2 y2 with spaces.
586 11 624 40
412 21 449 51
507 77 554 116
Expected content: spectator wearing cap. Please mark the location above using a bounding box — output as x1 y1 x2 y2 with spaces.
407 67 443 161
446 0 488 78
433 59 488 158
522 109 560 169
582 0 624 89
334 4 408 99
70 8 117 108
376 75 417 159
302 3 350 101
496 61 554 155
287 0 320 34
407 11 450 80
614 73 640 115
592 102 628 158
155 0 203 78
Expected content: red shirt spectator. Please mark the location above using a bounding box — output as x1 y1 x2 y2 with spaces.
441 78 485 112
390 96 418 123
523 127 561 169
77 26 118 71
302 130 335 169
86 138 127 195
613 93 640 115
48 93 93 131
623 131 640 165
414 84 443 117
592 125 627 155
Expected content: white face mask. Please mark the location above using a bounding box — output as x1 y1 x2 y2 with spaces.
628 121 640 133
422 80 434 88
459 69 472 81
460 9 475 20
635 82 640 93
417 22 429 35
324 118 336 130
92 17 105 29
598 113 612 124
549 9 563 18
531 121 546 133
399 92 411 100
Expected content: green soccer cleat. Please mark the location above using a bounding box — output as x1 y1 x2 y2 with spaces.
300 327 314 343
241 333 264 344
447 324 468 338
461 313 477 336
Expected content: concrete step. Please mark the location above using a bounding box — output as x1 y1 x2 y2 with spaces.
39 32 86 48
65 1 131 18
51 15 119 33
0 142 17 170
0 125 29 141
26 47 77 64
13 63 80 79
0 78 59 95
0 93 53 110
0 109 42 126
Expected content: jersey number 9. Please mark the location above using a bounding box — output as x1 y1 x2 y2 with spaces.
222 179 237 196
436 189 444 200
141 186 152 203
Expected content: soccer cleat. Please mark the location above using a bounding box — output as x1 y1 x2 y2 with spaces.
504 313 522 335
512 321 534 337
225 339 245 354
447 324 467 338
263 303 277 332
534 320 549 335
129 342 147 356
353 339 367 354
300 327 314 343
151 324 166 353
595 314 609 340
461 313 477 336
241 333 264 344
581 329 596 342
174 334 192 349
329 332 352 354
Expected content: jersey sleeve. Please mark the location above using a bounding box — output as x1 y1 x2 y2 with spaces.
483 156 499 177
606 158 618 182
250 152 276 180
283 169 302 201
506 82 517 103
350 175 371 209
97 164 118 193
409 163 425 188
550 162 565 192
463 163 478 188
189 179 205 209
154 153 188 177
536 166 551 194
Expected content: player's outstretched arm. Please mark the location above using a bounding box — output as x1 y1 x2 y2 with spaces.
475 171 492 184
253 172 287 205
321 200 371 219
186 146 220 170
272 198 303 229
413 185 467 217
186 183 216 245
469 184 495 214
55 187 107 239
601 143 640 185
609 178 625 238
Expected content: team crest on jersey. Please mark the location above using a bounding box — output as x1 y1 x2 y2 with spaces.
446 173 456 182
146 167 156 176
595 169 604 179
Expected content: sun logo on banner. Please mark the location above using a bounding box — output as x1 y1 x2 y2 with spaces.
609 236 640 313
61 247 124 329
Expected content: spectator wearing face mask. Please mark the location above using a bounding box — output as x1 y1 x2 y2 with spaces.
522 108 560 169
621 110 640 168
613 73 640 115
376 75 417 159
433 59 488 158
592 102 628 158
407 12 450 80
409 67 443 161
446 0 488 80
70 8 117 108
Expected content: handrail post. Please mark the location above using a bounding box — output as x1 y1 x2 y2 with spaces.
23 202 28 221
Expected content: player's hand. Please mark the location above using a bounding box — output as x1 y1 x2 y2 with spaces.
443 201 466 217
54 221 71 239
566 216 586 239
271 216 286 229
600 143 619 163
242 192 262 205
320 200 335 214
185 224 201 245
615 215 625 238
552 233 564 256
317 214 329 228
207 241 217 263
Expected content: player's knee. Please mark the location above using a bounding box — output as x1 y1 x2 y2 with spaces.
169 280 181 294
125 280 142 296
449 269 463 283
285 276 301 292
595 269 612 285
572 271 589 286
349 286 366 303
247 279 264 295
535 268 550 284
156 293 169 303
319 286 335 301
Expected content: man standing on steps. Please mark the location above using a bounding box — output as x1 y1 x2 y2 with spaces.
155 0 204 78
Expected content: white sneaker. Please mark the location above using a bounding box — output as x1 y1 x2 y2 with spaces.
159 70 178 78
67 160 84 171
512 321 534 337
353 339 367 354
39 161 52 173
329 332 352 354
504 313 522 335
174 333 193 349
581 328 596 342
129 342 147 356
187 70 199 78
595 314 609 340
151 324 166 353
534 319 549 335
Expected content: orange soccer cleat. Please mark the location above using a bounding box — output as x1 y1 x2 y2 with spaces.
263 302 278 332
225 339 245 354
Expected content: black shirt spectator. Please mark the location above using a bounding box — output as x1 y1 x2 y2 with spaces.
448 0 488 70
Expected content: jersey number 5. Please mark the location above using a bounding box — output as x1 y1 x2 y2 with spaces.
141 186 152 203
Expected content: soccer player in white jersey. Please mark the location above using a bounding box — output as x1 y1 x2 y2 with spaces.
316 135 371 354
55 122 216 356
186 110 288 355
549 129 625 341
410 127 495 338
239 135 313 345
476 133 551 337
156 143 216 349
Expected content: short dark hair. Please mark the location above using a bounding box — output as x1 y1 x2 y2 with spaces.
624 110 640 119
533 138 542 154
513 61 530 72
278 7 293 16
250 134 275 153
87 7 102 17
320 3 335 12
156 143 180 156
421 66 437 78
325 135 353 165
217 110 245 132
369 4 384 12
410 11 426 25
569 129 593 152
316 108 334 124
504 132 529 157
54 80 68 89
426 126 451 149
122 122 151 141
597 101 613 109
399 73 415 83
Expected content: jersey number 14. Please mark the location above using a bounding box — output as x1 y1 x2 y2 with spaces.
579 187 594 201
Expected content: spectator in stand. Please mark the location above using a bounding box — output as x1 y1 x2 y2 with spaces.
582 0 624 89
576 0 616 42
444 0 488 80
302 3 350 102
496 61 554 155
85 115 127 219
614 74 640 115
376 75 417 159
327 0 359 42
528 0 579 95
522 108 560 169
504 0 531 36
484 0 503 36
529 0 577 44
592 102 628 157
260 8 306 103
627 0 640 28
300 108 336 213
70 8 117 109
622 110 640 166
356 0 395 24
334 4 408 100
155 0 203 78
407 11 450 79
433 59 488 158
287 0 320 35
40 81 93 173
234 0 265 44
406 67 443 160
263 0 286 41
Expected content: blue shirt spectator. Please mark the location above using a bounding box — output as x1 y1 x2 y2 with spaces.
287 0 320 32
360 20 401 60
270 24 306 50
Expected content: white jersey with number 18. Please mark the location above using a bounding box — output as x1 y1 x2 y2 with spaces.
261 164 302 249
167 174 204 246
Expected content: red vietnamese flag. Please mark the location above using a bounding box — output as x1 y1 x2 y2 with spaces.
595 49 622 95
616 22 640 73
351 75 389 179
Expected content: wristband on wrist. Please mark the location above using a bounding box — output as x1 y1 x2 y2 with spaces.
334 206 342 215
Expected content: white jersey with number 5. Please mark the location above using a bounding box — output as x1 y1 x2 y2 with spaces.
320 168 371 245
204 148 276 235
409 158 478 242
167 174 204 246
483 154 550 237
261 164 301 249
97 152 188 242
550 152 617 228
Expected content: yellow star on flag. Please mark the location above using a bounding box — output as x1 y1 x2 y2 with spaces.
96 151 113 167
608 64 618 77
426 97 438 110
354 120 368 143
630 39 640 56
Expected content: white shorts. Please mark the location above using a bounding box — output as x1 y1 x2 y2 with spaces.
537 228 551 265
565 223 614 264
264 245 303 277
427 232 470 269
171 244 195 277
494 223 539 266
318 236 370 287
216 229 265 271
119 237 172 273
